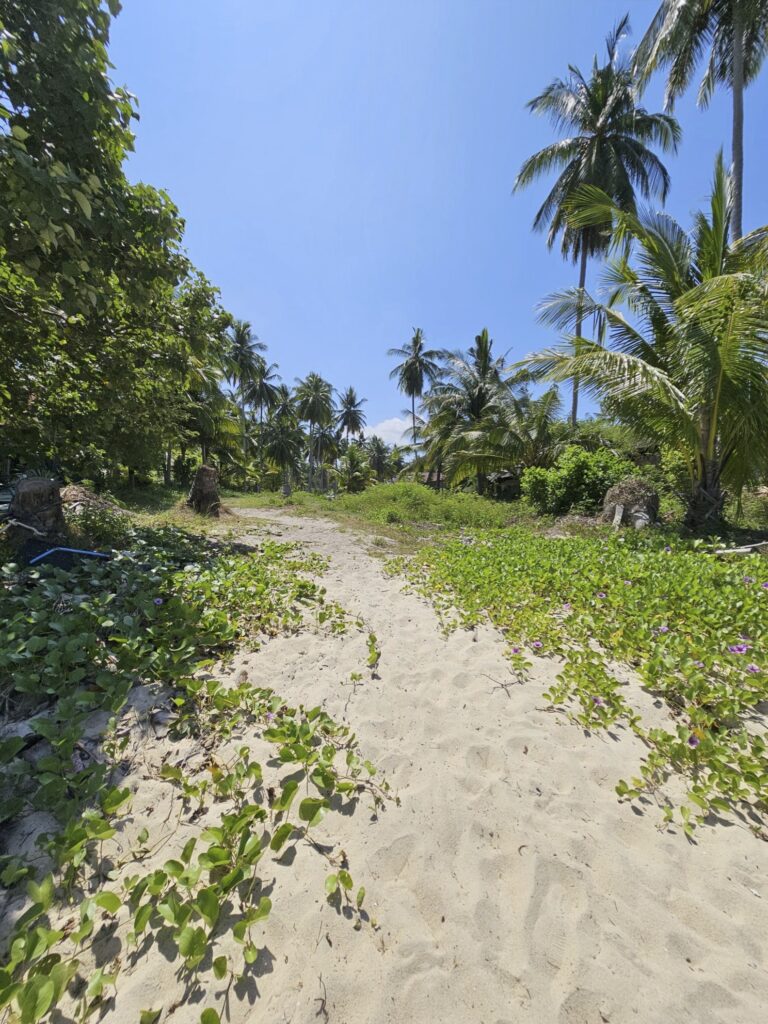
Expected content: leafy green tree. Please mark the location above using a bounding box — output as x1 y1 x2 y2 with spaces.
336 386 367 439
0 0 226 483
514 15 680 424
294 372 334 490
524 155 768 529
0 0 186 312
635 0 768 241
388 328 443 445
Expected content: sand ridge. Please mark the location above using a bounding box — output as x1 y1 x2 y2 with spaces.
200 508 768 1024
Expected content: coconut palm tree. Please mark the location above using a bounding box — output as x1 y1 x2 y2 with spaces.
422 329 509 494
337 442 376 493
388 328 443 445
310 424 340 492
520 154 768 530
634 0 768 242
366 435 392 481
336 386 367 439
245 355 281 483
294 372 334 490
227 319 266 461
264 417 304 497
514 15 680 425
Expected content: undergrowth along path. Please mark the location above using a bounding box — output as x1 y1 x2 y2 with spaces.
235 508 768 1024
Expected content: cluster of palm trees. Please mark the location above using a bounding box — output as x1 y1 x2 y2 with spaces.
225 324 402 494
388 326 597 497
390 5 768 529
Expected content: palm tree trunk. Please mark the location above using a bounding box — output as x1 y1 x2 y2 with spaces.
731 0 745 242
411 394 417 446
307 423 314 491
685 457 726 532
258 404 264 492
240 402 248 460
570 244 589 428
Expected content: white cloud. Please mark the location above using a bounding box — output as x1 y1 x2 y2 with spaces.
366 416 411 446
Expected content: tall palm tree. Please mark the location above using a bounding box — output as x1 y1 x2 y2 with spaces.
520 154 768 530
264 417 304 497
294 372 334 491
388 328 443 445
634 0 768 242
245 355 281 483
366 435 391 481
336 386 367 439
227 319 266 460
514 15 680 425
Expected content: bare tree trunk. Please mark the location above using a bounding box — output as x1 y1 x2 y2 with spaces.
187 465 220 517
570 244 589 428
731 0 745 242
7 478 66 547
163 447 172 487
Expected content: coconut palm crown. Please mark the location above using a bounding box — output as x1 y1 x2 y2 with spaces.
515 14 680 423
521 153 768 530
388 328 443 445
634 0 768 241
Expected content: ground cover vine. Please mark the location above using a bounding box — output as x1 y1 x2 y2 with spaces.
0 515 390 1023
392 527 768 838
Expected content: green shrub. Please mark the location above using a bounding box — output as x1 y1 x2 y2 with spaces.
521 446 635 515
333 482 511 529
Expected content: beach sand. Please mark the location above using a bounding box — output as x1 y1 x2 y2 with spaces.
193 508 766 1024
7 507 767 1024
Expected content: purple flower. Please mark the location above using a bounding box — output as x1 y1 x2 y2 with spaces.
658 625 670 634
747 663 761 674
532 641 543 649
744 576 755 584
596 592 607 599
562 603 572 612
664 545 672 553
624 580 633 586
592 696 605 707
729 643 750 654
688 734 700 748
510 646 522 655
153 597 164 606
692 660 705 669
265 711 276 723
762 582 768 590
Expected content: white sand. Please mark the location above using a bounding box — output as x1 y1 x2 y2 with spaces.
208 509 767 1024
8 508 767 1024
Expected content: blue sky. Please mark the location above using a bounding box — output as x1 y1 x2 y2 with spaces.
111 1 768 443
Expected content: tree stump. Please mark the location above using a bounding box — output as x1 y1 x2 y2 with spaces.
187 465 220 517
7 478 67 547
603 477 659 529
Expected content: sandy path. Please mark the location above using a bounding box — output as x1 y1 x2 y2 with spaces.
221 509 768 1024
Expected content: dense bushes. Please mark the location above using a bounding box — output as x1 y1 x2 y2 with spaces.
521 446 635 515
